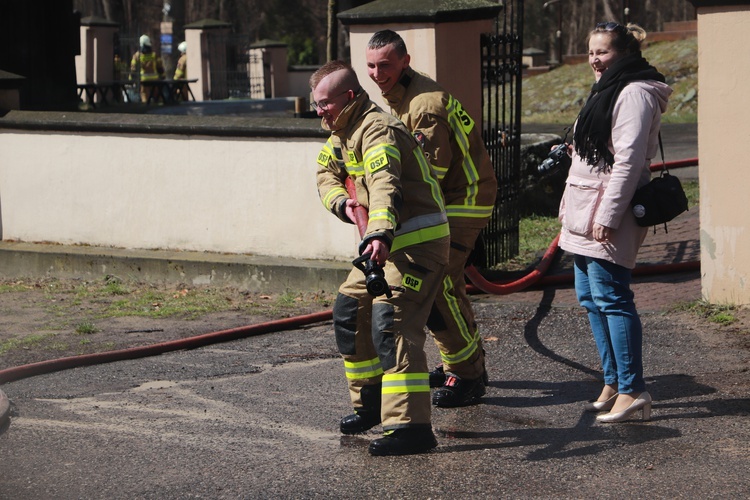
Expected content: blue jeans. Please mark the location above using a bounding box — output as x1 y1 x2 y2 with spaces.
574 255 645 394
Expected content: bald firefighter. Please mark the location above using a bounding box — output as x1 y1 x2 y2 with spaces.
312 60 449 456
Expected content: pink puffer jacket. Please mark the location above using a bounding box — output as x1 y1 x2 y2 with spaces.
558 79 673 269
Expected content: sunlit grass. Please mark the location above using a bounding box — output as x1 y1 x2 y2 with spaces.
0 334 54 355
671 300 739 326
521 38 697 125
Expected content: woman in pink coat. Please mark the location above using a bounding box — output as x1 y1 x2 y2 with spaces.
558 23 672 423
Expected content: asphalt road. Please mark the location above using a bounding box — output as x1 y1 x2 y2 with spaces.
1 295 748 498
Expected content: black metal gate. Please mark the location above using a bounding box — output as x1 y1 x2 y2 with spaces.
481 0 524 266
206 33 265 100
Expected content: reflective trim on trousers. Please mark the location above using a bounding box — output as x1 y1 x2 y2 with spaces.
344 357 384 380
381 372 430 394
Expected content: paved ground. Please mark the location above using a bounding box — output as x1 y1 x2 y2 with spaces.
3 122 748 498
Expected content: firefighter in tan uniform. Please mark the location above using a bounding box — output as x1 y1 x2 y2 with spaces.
366 30 498 407
130 35 165 103
311 60 450 456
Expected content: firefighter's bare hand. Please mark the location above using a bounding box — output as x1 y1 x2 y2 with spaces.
364 239 389 266
344 198 361 223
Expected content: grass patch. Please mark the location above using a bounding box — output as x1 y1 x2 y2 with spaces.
105 287 242 319
521 37 697 125
682 179 699 208
494 215 561 272
672 300 737 326
75 321 99 334
0 333 55 355
0 282 34 293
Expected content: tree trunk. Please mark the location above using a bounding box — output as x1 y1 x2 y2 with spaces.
326 0 337 62
102 0 125 25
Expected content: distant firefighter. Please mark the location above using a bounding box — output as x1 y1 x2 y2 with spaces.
174 41 187 79
130 34 165 103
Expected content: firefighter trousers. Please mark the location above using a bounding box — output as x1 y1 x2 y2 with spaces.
427 223 487 380
333 238 448 430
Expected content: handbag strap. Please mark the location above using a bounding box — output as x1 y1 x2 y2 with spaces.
657 132 668 176
655 132 671 234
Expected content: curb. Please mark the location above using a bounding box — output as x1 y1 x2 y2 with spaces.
0 241 350 294
0 388 10 428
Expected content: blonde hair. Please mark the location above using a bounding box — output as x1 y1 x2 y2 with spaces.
588 22 647 54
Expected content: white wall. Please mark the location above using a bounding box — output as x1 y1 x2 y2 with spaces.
0 129 360 262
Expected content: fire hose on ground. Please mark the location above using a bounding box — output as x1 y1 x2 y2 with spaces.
0 159 699 385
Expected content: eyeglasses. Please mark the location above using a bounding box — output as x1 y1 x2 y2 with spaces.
310 90 351 111
595 22 627 34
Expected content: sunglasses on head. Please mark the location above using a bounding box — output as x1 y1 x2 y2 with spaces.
595 22 628 34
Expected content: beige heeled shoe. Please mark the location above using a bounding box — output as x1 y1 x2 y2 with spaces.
583 393 618 412
596 391 652 423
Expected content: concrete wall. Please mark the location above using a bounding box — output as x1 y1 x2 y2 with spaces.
0 112 360 263
694 3 750 304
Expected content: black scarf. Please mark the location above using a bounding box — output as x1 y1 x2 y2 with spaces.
574 52 665 168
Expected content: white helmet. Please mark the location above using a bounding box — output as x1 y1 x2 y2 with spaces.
178 41 187 53
139 35 151 47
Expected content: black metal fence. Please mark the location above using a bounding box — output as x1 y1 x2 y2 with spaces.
480 0 524 266
207 33 265 99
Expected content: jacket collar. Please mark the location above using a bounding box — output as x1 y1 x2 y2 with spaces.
381 66 415 109
329 89 374 135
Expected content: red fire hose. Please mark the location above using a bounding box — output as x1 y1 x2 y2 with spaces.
345 177 370 237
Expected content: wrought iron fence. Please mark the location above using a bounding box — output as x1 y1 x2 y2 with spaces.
207 33 265 100
480 0 524 266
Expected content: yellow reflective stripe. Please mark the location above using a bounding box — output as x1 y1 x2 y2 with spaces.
446 95 481 208
447 94 475 135
381 372 430 394
431 164 449 180
368 208 396 226
413 148 445 211
446 204 495 218
440 275 473 344
343 358 384 380
345 148 364 176
391 222 450 253
345 164 365 176
397 213 448 234
323 187 347 209
440 332 480 365
364 143 400 164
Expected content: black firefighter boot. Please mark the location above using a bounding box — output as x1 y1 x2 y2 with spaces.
340 384 382 434
432 372 486 408
368 426 438 456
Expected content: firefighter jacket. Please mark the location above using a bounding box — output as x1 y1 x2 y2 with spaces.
130 51 165 81
381 67 498 230
316 90 449 254
174 54 187 79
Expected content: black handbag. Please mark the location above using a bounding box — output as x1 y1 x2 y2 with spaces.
631 134 689 230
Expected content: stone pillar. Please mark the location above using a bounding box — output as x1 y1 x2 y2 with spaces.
339 0 501 121
75 16 119 103
184 19 231 101
688 0 750 304
249 40 289 99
